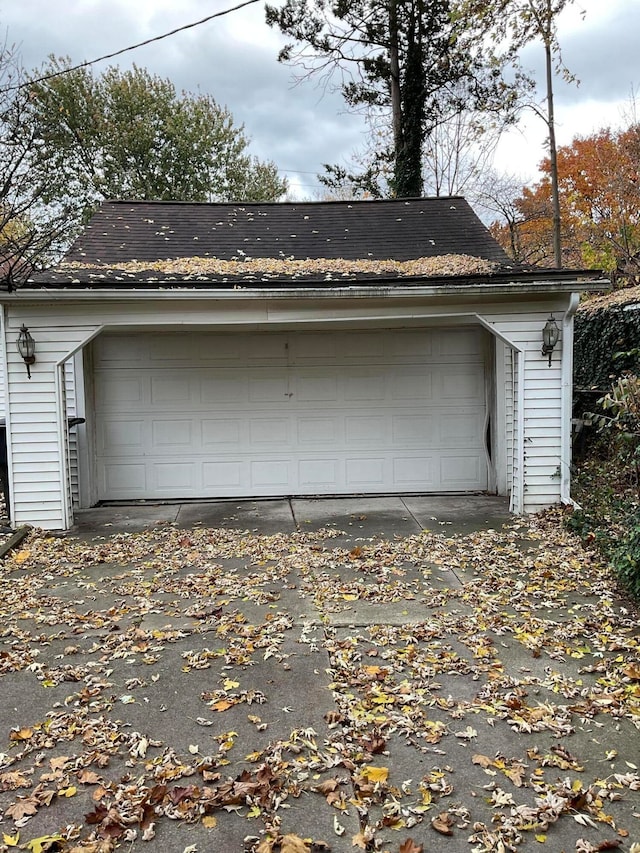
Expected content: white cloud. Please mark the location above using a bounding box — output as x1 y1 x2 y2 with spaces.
2 0 637 196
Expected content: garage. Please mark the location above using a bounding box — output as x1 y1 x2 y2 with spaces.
91 326 489 501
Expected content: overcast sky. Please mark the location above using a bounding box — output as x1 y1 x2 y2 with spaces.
2 0 639 198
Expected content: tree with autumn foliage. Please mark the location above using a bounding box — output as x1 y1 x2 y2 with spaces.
491 124 640 278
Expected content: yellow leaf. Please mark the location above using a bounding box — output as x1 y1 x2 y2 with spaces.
535 834 547 843
223 678 240 690
342 594 358 601
2 832 19 847
247 805 261 818
14 549 31 564
363 765 389 784
26 836 66 853
202 815 217 828
59 785 77 797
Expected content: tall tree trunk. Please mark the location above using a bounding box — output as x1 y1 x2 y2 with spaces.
392 0 425 197
388 0 403 158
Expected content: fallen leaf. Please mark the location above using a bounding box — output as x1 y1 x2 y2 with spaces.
280 835 311 853
431 812 454 836
399 841 423 853
25 834 66 853
362 765 389 784
5 797 38 821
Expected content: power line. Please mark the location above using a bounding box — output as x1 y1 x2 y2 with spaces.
12 0 261 90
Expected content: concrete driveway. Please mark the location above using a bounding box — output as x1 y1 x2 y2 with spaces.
0 496 639 853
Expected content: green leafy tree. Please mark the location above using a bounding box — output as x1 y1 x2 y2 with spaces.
0 42 75 288
27 58 287 232
266 0 522 198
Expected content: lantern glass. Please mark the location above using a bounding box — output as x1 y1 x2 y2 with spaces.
17 325 36 361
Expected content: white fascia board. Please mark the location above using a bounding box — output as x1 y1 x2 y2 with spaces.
5 278 610 303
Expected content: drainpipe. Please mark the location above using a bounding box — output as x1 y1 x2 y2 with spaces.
560 293 580 505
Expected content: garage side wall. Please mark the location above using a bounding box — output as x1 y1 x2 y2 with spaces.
4 314 99 527
487 310 568 514
4 296 573 528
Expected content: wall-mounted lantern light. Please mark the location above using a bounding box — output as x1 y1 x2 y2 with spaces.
541 315 560 367
17 324 36 379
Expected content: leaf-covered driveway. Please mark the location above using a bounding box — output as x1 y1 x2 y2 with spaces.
0 510 639 853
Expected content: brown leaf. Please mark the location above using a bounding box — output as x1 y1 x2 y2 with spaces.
472 753 493 768
622 663 640 680
280 835 311 853
504 765 526 787
5 796 39 820
314 779 339 795
399 841 424 853
431 811 455 836
9 726 34 742
77 770 102 785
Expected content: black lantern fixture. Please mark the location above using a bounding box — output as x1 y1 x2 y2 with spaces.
541 315 560 367
17 324 36 379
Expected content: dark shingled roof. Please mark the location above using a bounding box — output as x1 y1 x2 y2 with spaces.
67 197 512 264
27 196 537 288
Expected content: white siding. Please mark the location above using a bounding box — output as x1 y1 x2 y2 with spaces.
505 346 514 493
2 294 576 528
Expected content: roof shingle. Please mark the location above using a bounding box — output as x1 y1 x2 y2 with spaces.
31 197 527 287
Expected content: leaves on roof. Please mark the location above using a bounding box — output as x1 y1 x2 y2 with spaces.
578 284 640 314
59 253 500 281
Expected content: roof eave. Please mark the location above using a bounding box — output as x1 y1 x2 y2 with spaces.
2 276 610 302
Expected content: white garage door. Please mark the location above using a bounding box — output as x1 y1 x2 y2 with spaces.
93 328 488 500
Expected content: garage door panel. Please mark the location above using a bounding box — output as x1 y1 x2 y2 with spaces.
292 333 338 361
249 418 290 446
342 332 383 360
98 420 145 454
345 371 386 401
438 411 485 446
393 456 434 485
437 366 485 400
103 462 146 493
388 330 433 358
250 460 291 488
391 371 432 400
153 462 196 491
345 415 387 444
296 417 338 444
203 460 243 488
151 420 193 448
295 373 338 402
299 459 339 487
249 374 288 402
441 454 483 486
150 375 192 405
438 328 483 357
95 375 144 407
392 414 435 444
201 375 248 404
94 328 488 500
345 457 386 486
202 419 241 446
